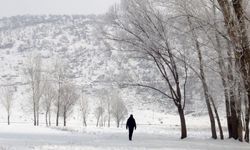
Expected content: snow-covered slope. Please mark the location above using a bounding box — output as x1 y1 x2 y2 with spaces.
0 15 223 126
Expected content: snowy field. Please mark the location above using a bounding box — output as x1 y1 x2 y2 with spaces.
0 123 249 150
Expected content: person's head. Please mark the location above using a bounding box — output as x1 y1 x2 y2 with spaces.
130 114 133 118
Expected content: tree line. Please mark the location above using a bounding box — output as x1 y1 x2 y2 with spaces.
0 54 128 128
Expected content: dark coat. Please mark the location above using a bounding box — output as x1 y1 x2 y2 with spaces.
126 115 136 130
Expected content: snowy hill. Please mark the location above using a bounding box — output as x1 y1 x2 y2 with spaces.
0 15 222 126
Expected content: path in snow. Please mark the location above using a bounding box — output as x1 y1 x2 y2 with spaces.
0 124 249 150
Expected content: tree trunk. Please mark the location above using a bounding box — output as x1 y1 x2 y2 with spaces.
230 87 239 140
178 105 187 139
230 92 238 139
108 112 111 127
117 120 120 128
56 81 61 126
196 40 217 139
237 84 243 142
49 110 51 126
45 111 48 127
187 15 217 139
64 116 66 127
83 116 87 127
101 114 103 127
210 96 224 139
36 108 39 126
228 63 238 140
221 75 232 137
238 114 243 141
245 89 250 142
201 76 217 139
63 107 66 127
7 114 10 125
63 115 66 127
226 42 233 138
33 102 36 126
245 118 250 142
213 2 229 137
96 117 99 127
56 104 60 126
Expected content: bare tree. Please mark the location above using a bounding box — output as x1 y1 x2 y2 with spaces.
111 93 128 128
210 0 233 139
79 91 89 127
106 95 112 127
96 91 107 127
41 78 55 127
0 86 14 125
53 58 68 126
174 0 224 139
216 0 250 142
24 53 43 126
106 0 188 138
61 82 79 126
95 106 104 127
100 89 112 127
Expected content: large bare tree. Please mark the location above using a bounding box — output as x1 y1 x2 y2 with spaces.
174 0 224 139
216 0 250 142
106 0 189 138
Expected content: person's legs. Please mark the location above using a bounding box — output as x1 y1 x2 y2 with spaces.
129 129 134 140
129 130 132 140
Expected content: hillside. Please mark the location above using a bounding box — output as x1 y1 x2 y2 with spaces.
0 15 219 126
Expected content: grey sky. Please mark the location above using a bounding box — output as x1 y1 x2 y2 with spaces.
0 0 120 18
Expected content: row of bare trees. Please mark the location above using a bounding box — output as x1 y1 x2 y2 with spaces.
24 54 79 127
105 0 250 141
23 54 127 127
216 0 250 142
94 90 128 128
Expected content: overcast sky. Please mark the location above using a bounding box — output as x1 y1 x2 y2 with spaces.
0 0 120 18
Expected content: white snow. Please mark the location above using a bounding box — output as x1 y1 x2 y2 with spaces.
0 123 249 150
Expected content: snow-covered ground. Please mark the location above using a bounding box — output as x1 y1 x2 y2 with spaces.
0 123 249 150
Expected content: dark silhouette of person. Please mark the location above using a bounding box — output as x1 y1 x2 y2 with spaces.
126 114 136 141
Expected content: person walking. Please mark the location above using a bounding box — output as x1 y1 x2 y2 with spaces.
126 114 136 141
